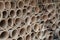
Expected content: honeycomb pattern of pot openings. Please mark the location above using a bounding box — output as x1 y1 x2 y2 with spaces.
0 0 60 40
